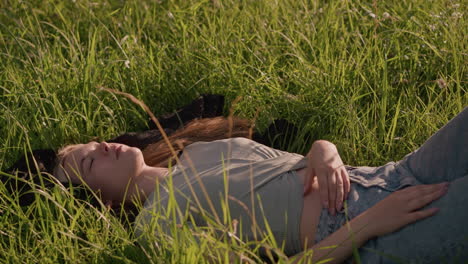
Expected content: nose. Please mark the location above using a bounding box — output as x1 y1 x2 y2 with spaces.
99 142 110 154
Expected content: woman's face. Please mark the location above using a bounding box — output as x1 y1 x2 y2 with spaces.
56 141 145 202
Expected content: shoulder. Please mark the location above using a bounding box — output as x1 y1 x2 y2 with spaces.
185 137 273 151
184 137 298 161
186 137 256 148
183 137 258 156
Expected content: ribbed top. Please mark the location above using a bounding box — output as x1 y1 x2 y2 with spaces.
135 137 308 256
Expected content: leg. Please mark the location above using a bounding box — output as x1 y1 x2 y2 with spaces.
397 107 468 184
354 175 468 263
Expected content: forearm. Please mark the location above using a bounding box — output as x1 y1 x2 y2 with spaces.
290 213 374 264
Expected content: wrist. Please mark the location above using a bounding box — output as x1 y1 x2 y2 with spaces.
312 140 337 151
350 211 377 241
308 140 337 158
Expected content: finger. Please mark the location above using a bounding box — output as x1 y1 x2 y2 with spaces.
406 207 440 224
407 185 448 210
335 170 344 211
317 169 329 209
403 182 449 199
342 168 351 199
328 171 337 215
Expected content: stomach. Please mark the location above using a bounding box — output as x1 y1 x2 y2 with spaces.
295 167 323 250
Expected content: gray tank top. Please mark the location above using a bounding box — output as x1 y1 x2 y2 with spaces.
134 137 308 256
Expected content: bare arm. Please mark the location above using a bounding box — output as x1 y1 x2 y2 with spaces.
290 212 373 264
291 182 448 263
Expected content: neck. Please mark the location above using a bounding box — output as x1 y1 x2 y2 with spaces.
129 164 168 203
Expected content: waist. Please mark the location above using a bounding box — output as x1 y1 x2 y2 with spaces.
296 167 322 250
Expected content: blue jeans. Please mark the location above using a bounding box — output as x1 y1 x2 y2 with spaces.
315 107 468 263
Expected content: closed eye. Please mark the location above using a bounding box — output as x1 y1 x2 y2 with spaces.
89 158 94 172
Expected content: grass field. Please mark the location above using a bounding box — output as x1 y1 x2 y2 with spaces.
0 0 466 263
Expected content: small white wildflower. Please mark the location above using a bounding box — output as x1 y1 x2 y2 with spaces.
167 11 174 19
436 78 447 89
452 12 463 19
369 12 376 18
124 60 130 68
383 12 390 19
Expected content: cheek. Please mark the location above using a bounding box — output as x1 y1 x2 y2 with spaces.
88 165 133 190
122 149 143 172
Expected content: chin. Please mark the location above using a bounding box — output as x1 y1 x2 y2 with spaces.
128 147 146 167
123 145 141 155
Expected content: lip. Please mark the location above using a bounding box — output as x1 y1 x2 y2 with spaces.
116 146 122 160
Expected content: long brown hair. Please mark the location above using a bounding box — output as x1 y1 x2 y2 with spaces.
50 116 255 224
142 116 255 167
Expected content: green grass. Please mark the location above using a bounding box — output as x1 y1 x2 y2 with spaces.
0 0 466 263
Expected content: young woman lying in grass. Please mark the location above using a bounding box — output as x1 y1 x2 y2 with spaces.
53 108 467 264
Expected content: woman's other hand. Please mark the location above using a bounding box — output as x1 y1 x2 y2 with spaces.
361 182 449 238
303 140 351 215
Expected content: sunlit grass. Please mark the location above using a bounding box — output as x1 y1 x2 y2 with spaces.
0 0 466 263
